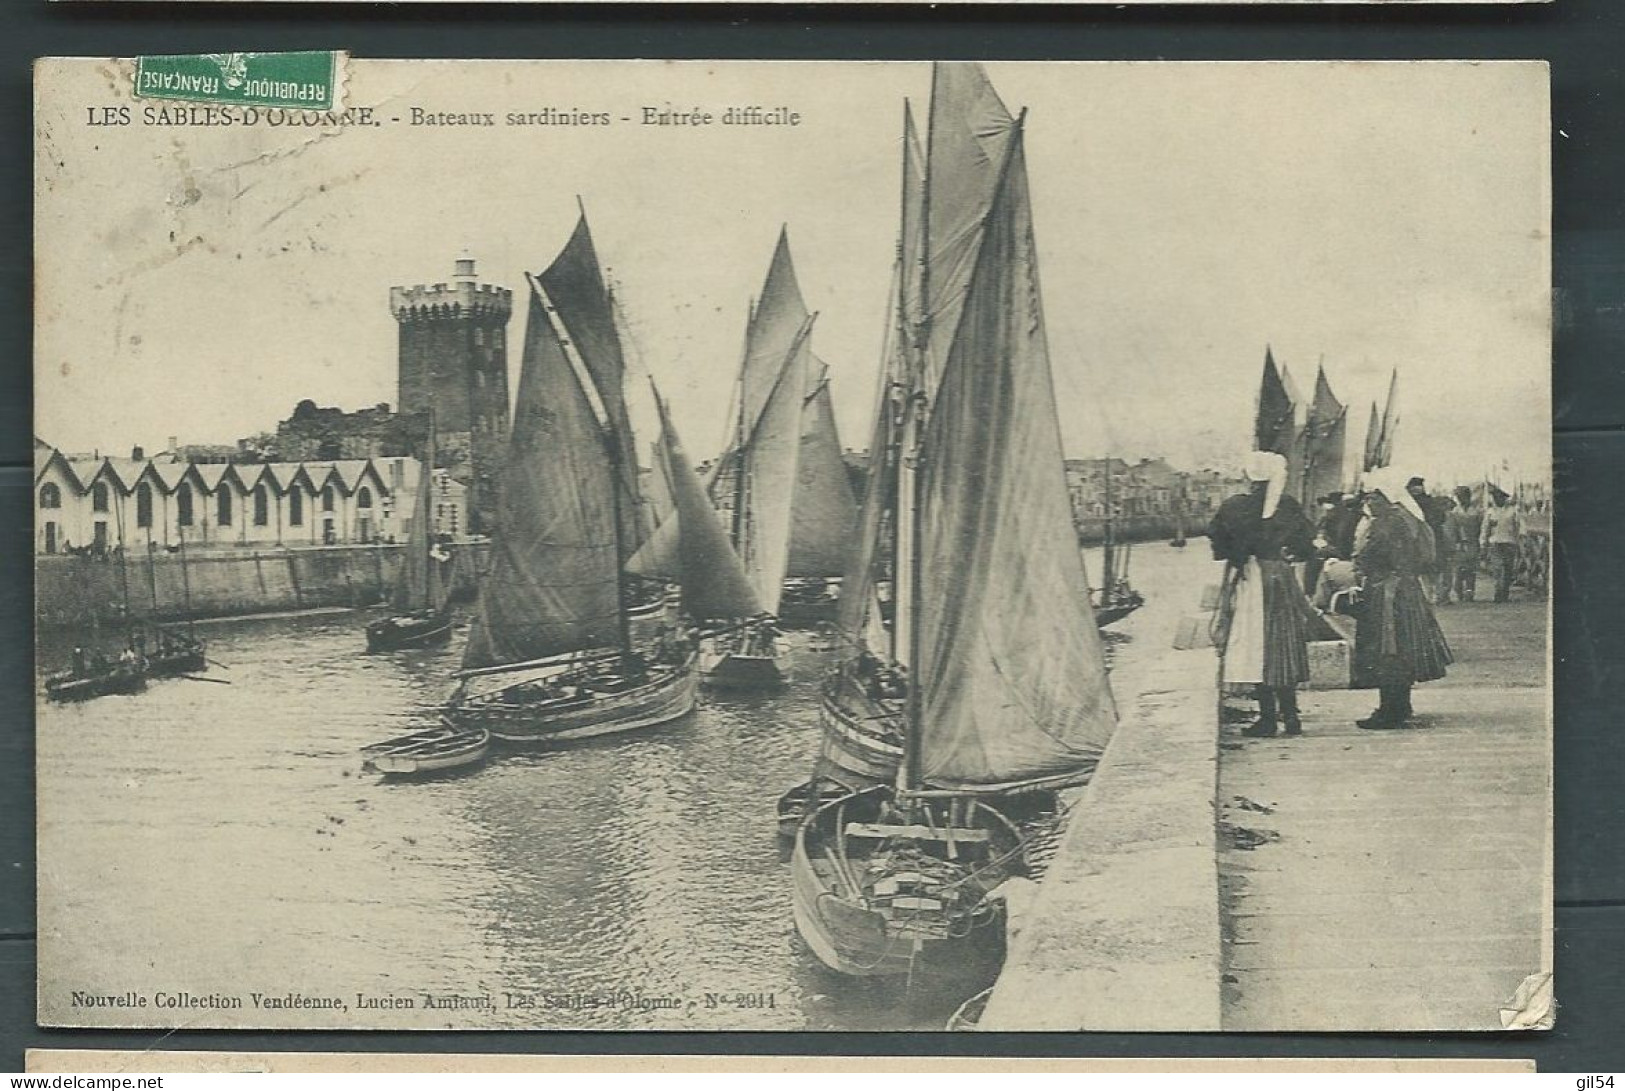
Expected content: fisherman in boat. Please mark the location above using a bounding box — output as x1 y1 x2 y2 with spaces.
1210 451 1317 738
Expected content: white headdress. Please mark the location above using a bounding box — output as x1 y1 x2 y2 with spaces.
1363 467 1425 523
1243 450 1288 519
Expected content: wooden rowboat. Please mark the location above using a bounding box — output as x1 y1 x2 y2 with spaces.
362 721 489 777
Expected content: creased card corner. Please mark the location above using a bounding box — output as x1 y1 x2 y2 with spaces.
1499 971 1555 1030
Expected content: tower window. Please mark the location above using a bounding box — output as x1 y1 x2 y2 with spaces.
136 483 153 529
475 328 485 347
38 483 61 510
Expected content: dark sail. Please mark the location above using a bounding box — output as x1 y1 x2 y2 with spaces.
1301 365 1347 502
836 100 924 655
537 212 647 561
628 388 764 621
462 281 622 669
391 422 440 611
1255 347 1295 457
913 91 1116 792
1363 401 1383 472
787 373 860 579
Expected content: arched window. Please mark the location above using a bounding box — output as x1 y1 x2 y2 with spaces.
38 483 61 509
92 482 109 513
322 485 336 512
177 484 194 527
217 487 233 527
289 488 304 527
253 485 269 526
136 483 153 528
357 486 373 510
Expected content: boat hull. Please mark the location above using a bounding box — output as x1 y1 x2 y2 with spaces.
778 596 838 628
790 788 1012 980
817 688 904 783
44 666 146 703
366 612 454 651
699 642 788 689
371 731 490 777
450 655 699 746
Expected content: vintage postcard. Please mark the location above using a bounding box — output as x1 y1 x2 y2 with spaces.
34 58 1552 1033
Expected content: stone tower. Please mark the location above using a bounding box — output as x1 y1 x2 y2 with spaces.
391 258 512 533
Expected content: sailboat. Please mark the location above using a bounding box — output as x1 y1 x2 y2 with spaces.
1169 472 1189 548
366 418 454 651
141 524 208 677
45 484 150 701
780 368 861 628
792 64 1120 978
695 230 816 688
1091 458 1144 627
444 210 698 747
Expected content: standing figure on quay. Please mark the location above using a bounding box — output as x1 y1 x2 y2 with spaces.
1350 469 1454 730
1210 451 1317 739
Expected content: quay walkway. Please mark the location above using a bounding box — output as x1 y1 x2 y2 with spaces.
979 544 1549 1033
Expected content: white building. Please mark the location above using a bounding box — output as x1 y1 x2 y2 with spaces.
33 441 467 555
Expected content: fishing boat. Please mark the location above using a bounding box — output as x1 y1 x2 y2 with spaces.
142 624 208 677
367 417 455 651
693 231 820 687
792 64 1120 980
1091 456 1144 627
779 372 860 628
44 654 146 702
361 720 490 777
445 210 700 747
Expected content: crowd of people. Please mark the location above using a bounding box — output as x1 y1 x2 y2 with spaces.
1211 452 1546 738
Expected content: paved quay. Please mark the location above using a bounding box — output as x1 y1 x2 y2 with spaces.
1219 597 1550 1031
979 539 1548 1033
980 547 1224 1031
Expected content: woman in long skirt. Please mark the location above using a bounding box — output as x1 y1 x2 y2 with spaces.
1352 469 1454 728
1210 451 1318 738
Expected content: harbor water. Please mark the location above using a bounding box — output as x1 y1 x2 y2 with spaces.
36 542 1207 1031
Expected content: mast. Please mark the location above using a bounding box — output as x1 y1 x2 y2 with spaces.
114 480 134 646
898 74 938 799
1101 458 1116 593
608 413 633 658
178 524 195 638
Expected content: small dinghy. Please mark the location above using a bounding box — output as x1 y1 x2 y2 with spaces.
361 721 490 777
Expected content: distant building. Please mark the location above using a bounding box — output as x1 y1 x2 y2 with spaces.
33 440 460 555
263 400 411 462
1064 457 1245 526
391 257 512 531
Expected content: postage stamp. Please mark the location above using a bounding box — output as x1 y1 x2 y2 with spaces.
133 51 345 112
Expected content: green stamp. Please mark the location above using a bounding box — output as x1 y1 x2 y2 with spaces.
134 52 341 111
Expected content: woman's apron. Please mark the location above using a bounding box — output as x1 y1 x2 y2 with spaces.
1219 558 1266 685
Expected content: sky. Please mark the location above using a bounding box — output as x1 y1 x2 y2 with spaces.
36 60 1552 487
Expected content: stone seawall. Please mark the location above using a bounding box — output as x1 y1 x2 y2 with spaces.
37 543 488 630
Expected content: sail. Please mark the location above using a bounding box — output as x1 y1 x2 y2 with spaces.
538 212 647 561
462 283 622 669
1255 347 1295 457
914 122 1117 793
1362 401 1383 473
734 329 811 614
1301 366 1347 503
787 374 860 578
921 63 1018 396
392 423 441 612
1375 369 1400 469
645 439 675 527
629 389 763 620
739 227 811 441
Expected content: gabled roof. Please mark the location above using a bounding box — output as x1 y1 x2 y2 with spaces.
189 462 249 493
134 459 190 494
35 447 86 491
